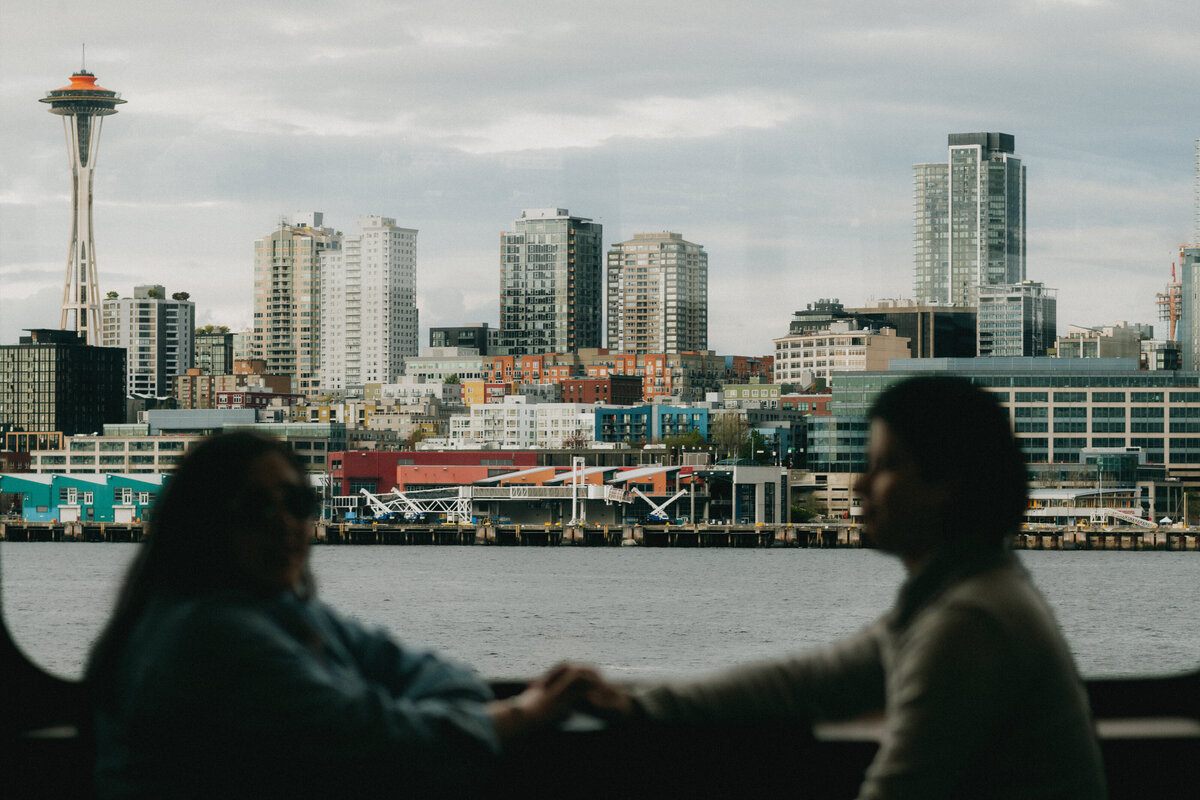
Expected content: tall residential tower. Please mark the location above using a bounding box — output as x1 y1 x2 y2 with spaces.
606 231 708 354
319 216 418 392
914 132 1026 307
499 209 602 355
40 68 125 345
252 213 338 396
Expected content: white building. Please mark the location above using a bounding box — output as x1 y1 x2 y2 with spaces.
320 216 418 392
448 397 597 449
101 285 195 397
773 321 910 387
30 433 198 473
977 281 1057 357
403 348 486 381
375 377 463 406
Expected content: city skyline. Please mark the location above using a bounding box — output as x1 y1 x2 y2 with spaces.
2 2 1198 354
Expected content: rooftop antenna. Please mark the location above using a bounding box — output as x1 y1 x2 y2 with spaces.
81 43 86 71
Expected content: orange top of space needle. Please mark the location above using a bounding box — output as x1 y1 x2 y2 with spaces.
55 72 111 93
41 70 126 115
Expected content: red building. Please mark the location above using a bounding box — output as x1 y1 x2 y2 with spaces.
726 355 774 383
781 392 832 415
216 390 302 410
0 450 32 472
558 375 642 405
328 450 538 496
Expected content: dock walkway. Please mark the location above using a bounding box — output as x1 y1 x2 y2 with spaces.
5 520 1197 549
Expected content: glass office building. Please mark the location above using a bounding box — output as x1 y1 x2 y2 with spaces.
818 359 1200 477
499 208 603 356
913 133 1026 308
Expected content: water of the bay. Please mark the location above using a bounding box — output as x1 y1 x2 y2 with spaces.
2 542 1197 681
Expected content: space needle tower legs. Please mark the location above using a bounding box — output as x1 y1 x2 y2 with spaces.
40 63 125 345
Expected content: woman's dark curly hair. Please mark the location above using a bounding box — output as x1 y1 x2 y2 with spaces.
85 432 312 700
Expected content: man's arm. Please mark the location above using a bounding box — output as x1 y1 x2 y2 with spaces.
632 623 888 724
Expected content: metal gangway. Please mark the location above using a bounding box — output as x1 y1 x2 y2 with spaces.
358 459 629 525
1089 507 1157 529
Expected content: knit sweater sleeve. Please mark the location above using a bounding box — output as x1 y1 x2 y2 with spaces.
631 622 887 724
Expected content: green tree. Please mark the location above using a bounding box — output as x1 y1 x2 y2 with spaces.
790 491 824 522
739 429 772 462
710 413 749 459
146 288 164 299
105 290 119 300
662 429 707 450
443 374 461 384
171 291 191 301
195 324 231 335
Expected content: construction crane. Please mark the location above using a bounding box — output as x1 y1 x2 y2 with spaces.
1156 258 1182 342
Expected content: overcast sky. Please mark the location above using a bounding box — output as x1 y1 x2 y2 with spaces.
2 0 1197 355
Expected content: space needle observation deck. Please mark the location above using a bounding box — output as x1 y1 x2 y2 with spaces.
40 69 126 345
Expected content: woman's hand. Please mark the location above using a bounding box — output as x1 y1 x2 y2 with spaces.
487 663 598 743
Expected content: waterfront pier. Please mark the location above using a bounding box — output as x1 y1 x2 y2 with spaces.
4 520 1200 549
0 521 143 543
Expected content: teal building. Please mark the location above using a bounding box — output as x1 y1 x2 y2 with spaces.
0 472 165 522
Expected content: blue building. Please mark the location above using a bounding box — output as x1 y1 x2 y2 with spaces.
594 405 709 443
0 472 165 522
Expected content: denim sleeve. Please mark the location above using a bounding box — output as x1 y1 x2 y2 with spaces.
158 599 500 791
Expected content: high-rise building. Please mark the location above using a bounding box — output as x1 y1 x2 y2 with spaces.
498 208 602 355
40 68 126 345
606 231 707 354
253 213 338 396
1194 138 1200 247
320 216 418 392
194 330 235 377
914 132 1026 307
1179 247 1200 370
101 285 195 397
977 281 1057 356
0 329 125 435
430 323 490 354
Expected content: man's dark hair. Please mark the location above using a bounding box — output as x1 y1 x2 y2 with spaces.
869 375 1028 542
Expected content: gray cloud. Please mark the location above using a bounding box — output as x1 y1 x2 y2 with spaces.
3 1 1199 354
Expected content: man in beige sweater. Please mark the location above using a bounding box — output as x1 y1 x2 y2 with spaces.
587 376 1107 799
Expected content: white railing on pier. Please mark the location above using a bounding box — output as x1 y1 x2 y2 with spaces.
357 483 633 525
1095 508 1157 529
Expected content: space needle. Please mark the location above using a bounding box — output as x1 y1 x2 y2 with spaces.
40 60 125 345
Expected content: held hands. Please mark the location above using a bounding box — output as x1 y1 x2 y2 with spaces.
487 663 639 743
487 663 598 743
